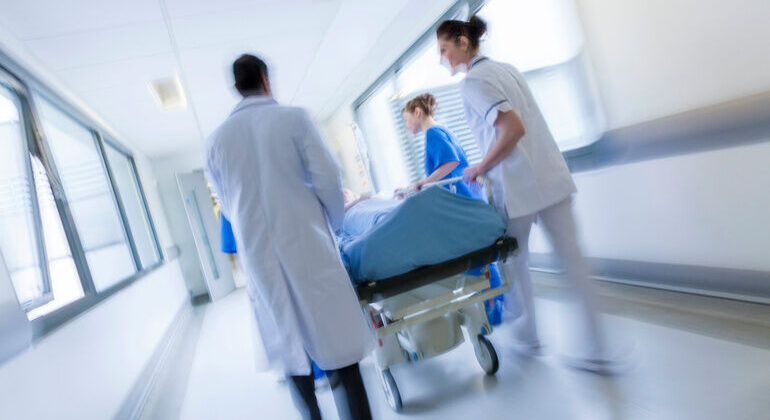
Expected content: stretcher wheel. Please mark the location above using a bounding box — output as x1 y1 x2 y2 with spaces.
474 335 499 375
379 368 403 412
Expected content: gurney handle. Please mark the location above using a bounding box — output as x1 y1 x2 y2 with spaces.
419 176 488 190
394 176 493 207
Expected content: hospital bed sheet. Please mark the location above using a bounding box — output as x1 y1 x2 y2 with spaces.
339 187 506 283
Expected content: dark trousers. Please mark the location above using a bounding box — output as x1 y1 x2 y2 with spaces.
288 363 372 420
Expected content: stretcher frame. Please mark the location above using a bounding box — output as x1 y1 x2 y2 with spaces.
353 177 518 411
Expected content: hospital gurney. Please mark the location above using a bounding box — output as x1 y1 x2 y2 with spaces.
355 177 518 412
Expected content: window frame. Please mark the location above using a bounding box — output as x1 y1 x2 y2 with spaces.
0 69 55 310
101 137 163 270
0 50 164 338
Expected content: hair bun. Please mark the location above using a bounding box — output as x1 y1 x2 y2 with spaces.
403 93 438 117
422 93 436 108
466 15 487 39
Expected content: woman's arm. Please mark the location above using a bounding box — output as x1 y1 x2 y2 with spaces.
463 110 526 182
414 161 460 190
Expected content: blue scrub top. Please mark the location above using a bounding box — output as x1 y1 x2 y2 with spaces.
220 213 237 254
424 126 481 199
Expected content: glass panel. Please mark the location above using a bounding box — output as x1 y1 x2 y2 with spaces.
26 156 83 320
355 82 410 193
524 53 605 150
393 41 465 96
35 97 136 291
189 190 219 280
0 84 46 307
104 143 160 269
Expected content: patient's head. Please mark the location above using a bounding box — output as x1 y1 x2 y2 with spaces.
402 93 437 134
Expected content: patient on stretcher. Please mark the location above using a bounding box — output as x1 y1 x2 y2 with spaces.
338 186 505 283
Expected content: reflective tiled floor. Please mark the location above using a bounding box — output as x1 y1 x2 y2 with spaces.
147 273 770 420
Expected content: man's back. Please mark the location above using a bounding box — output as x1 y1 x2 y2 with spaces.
204 95 368 375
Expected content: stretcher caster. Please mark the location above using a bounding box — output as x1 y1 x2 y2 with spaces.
379 368 403 412
474 334 499 375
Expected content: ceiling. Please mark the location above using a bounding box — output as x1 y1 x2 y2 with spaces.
0 0 456 158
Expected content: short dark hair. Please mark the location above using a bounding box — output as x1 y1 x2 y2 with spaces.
233 54 269 93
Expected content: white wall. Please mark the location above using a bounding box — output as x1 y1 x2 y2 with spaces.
0 261 189 420
576 0 770 130
529 141 770 271
151 149 208 297
526 0 770 273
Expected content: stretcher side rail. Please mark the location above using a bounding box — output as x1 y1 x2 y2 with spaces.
355 236 518 303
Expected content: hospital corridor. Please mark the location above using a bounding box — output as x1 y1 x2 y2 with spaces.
0 1 769 419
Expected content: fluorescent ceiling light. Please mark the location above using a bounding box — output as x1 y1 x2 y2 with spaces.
148 75 187 110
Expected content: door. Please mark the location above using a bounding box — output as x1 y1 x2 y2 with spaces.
177 170 235 301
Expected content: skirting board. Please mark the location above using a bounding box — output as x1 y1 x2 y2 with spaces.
528 253 770 305
114 300 192 420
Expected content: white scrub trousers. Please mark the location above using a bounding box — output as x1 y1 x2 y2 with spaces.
501 196 605 360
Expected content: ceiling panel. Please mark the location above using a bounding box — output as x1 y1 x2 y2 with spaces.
169 1 338 50
0 0 162 40
54 54 180 94
164 0 319 19
179 34 323 137
77 83 201 156
0 0 443 157
23 21 172 71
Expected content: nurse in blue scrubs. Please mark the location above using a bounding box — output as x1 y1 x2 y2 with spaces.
402 93 509 324
403 93 480 199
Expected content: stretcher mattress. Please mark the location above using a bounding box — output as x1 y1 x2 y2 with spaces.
338 187 506 283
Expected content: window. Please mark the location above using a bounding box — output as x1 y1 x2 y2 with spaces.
0 61 163 330
0 82 83 319
35 98 137 291
354 0 604 190
26 156 84 319
104 142 161 269
0 83 49 309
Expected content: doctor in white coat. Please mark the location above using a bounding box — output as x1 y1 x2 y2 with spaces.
204 54 372 420
436 17 615 373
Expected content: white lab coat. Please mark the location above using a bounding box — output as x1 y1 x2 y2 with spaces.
204 96 371 375
461 56 576 218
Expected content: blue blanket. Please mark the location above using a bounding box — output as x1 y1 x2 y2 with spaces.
339 187 506 283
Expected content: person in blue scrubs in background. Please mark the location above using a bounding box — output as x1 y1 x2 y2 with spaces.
220 213 237 254
402 93 509 324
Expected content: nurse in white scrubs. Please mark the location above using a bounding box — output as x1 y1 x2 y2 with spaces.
436 16 613 372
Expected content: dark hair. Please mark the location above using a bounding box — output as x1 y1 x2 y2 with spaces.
403 93 437 117
233 54 269 93
436 15 487 49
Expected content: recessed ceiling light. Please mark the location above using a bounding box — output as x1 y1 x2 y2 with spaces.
148 75 187 110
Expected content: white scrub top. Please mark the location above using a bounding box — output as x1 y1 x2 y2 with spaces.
461 56 576 219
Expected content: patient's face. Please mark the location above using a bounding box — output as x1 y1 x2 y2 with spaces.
403 110 421 134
